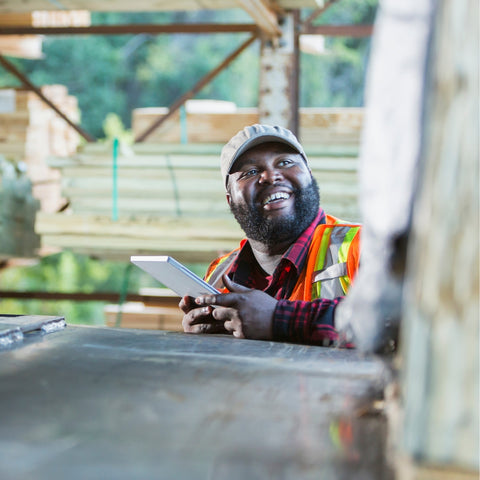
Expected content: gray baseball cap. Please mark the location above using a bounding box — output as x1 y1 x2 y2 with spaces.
220 124 309 188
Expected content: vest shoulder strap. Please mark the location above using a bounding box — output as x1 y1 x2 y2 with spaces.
205 249 240 291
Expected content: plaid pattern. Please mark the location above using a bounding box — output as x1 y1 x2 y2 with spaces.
225 208 346 346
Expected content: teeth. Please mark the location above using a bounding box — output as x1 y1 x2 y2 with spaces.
263 192 290 205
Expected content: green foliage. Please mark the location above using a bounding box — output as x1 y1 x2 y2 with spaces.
0 251 210 326
300 0 377 107
102 113 134 144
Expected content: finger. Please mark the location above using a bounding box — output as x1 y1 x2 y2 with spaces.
179 295 195 312
188 305 219 325
196 284 253 309
211 306 236 322
184 321 227 334
222 274 252 293
224 319 245 339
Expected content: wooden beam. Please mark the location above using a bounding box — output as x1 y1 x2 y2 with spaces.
0 289 182 305
134 34 258 143
303 24 374 37
301 0 339 29
0 54 95 142
237 0 282 38
0 23 259 36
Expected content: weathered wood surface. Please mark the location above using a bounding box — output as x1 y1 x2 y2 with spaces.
400 0 479 475
327 0 437 353
335 0 478 477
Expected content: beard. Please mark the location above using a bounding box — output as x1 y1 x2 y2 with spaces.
229 177 320 248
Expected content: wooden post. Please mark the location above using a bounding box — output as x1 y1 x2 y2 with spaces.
399 0 479 476
258 11 298 133
334 0 478 475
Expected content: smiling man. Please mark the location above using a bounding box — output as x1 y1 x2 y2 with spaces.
180 124 361 346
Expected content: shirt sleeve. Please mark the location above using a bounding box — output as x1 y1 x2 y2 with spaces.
272 297 344 346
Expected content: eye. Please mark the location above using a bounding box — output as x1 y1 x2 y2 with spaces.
277 158 295 167
239 168 259 179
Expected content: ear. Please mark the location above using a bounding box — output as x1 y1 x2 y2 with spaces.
226 192 232 206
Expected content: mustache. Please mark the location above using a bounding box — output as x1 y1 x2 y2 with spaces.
253 183 294 204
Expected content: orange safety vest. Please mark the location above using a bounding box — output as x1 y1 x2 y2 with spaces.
205 214 361 301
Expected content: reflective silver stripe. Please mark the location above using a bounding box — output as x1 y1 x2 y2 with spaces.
312 225 354 300
312 262 347 282
319 277 346 299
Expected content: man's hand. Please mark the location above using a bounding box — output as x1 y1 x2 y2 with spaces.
179 294 227 334
193 275 277 340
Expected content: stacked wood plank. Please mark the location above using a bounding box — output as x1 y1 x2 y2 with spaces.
0 86 80 214
0 156 40 259
132 103 364 146
0 35 43 59
104 301 183 331
37 140 360 263
0 11 91 28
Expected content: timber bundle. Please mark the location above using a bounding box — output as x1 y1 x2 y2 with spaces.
0 89 362 264
37 140 360 264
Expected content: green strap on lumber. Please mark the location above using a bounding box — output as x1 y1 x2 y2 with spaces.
166 155 181 217
112 137 119 221
180 105 188 145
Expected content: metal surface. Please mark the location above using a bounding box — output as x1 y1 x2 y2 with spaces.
0 317 393 480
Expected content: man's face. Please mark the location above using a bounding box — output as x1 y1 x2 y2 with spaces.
226 142 320 247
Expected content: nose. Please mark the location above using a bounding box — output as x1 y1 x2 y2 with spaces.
258 166 282 184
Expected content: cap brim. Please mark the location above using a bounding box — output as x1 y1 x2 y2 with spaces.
228 135 303 174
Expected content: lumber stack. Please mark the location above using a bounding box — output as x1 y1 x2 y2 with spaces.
0 85 80 213
0 156 40 259
37 141 360 263
104 303 184 331
0 11 90 59
133 103 363 146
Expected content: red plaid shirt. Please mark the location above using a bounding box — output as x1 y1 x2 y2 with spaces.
224 208 343 346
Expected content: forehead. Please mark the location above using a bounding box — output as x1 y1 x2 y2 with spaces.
231 142 301 171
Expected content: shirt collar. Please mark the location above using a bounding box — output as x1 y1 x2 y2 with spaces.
280 207 326 274
235 207 326 275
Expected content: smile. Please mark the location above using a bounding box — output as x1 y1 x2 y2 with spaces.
262 191 292 206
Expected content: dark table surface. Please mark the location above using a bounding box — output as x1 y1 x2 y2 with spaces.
0 316 393 480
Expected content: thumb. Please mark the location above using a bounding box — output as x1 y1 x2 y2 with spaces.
222 274 251 293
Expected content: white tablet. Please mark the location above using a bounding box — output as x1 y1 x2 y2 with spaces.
130 255 219 298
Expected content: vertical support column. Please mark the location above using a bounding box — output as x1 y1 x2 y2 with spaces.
400 0 479 475
258 11 299 135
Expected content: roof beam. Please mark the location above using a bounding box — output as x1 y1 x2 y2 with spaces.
303 24 373 37
0 23 258 35
301 0 339 29
236 0 282 38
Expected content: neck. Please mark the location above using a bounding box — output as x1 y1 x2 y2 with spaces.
248 238 291 275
